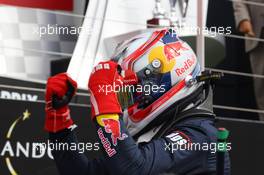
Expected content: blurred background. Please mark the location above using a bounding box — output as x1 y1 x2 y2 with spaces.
0 0 263 174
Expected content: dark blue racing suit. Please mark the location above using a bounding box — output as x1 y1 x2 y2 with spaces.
49 108 231 175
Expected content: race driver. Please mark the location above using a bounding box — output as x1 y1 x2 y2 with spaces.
45 29 230 175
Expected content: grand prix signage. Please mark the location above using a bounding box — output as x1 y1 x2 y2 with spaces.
0 77 99 175
0 0 73 11
0 101 55 175
0 99 100 175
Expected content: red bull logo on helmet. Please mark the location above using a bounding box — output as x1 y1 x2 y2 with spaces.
175 56 196 76
164 41 189 60
148 41 189 74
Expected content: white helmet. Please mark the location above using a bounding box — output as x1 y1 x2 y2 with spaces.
112 29 201 136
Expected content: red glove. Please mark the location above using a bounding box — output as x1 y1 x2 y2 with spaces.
88 61 123 119
45 73 77 133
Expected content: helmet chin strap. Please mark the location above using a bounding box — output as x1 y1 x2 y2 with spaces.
132 70 223 140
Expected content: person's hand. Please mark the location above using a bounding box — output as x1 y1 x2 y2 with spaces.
88 61 123 119
45 73 77 133
238 20 256 37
